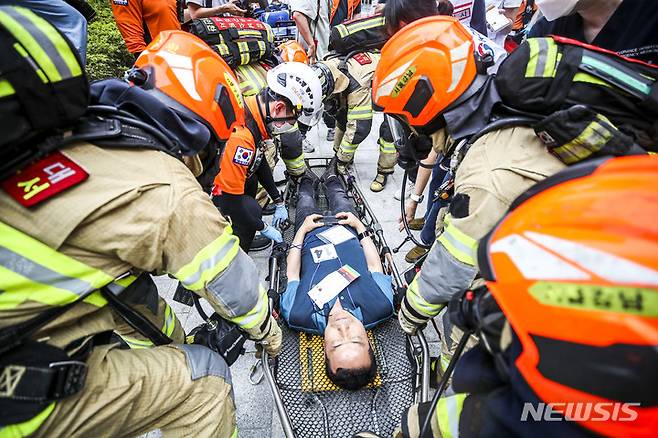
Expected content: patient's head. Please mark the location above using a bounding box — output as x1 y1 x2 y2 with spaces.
324 301 377 390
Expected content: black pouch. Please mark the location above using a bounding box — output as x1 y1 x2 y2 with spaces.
186 314 248 366
0 340 87 425
533 105 644 165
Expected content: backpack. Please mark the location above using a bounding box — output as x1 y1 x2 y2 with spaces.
0 5 89 180
184 16 274 68
495 36 658 150
328 14 387 56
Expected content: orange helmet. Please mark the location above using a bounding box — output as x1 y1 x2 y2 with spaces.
277 40 309 64
372 16 477 128
479 156 658 438
133 30 244 142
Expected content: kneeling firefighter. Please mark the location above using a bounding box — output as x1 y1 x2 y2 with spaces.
372 16 657 382
212 61 324 250
401 156 658 437
0 11 280 437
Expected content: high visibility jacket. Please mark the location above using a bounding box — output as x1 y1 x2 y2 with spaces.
323 52 385 161
0 141 272 433
213 95 270 196
110 0 180 54
401 127 565 323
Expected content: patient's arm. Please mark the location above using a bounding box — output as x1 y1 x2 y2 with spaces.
336 212 383 273
287 214 325 281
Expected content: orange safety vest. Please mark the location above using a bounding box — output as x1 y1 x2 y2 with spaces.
212 95 269 195
330 0 361 26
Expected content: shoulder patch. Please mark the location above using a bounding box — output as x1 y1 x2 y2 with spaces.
1 151 88 208
233 146 254 166
352 53 372 66
112 0 128 5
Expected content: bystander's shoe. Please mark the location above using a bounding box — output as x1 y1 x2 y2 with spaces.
302 136 315 153
326 127 335 142
405 245 429 263
394 180 414 201
408 218 425 230
369 173 388 192
250 233 272 251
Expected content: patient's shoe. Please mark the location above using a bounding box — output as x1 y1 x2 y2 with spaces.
408 218 425 231
321 156 339 183
369 173 388 192
302 136 315 153
405 245 429 263
250 233 272 252
326 127 335 142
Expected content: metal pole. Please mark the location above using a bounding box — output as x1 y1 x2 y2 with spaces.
261 352 296 438
416 331 431 402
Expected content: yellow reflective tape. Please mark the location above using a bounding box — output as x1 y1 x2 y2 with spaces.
436 394 467 438
543 38 558 78
121 335 154 349
345 16 385 33
336 24 348 38
525 38 539 78
437 216 477 266
174 227 240 291
379 139 396 153
0 9 61 81
573 72 610 87
340 140 358 152
82 290 107 307
552 115 612 164
230 285 268 329
0 79 15 98
162 303 176 337
282 156 305 170
0 222 114 289
407 276 445 316
530 282 658 317
231 427 238 438
0 402 55 438
347 106 373 120
15 7 82 78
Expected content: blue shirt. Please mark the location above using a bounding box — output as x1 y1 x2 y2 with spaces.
280 225 394 335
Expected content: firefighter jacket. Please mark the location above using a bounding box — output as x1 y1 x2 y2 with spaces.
400 126 565 327
233 62 307 177
0 142 275 433
322 52 396 170
110 0 180 55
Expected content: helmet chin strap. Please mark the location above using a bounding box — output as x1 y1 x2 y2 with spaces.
261 89 297 125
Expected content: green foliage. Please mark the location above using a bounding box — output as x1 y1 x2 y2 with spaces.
86 0 133 80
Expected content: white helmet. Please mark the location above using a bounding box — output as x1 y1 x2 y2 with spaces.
266 62 323 126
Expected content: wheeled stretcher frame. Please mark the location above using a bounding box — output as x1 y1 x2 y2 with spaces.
260 158 431 438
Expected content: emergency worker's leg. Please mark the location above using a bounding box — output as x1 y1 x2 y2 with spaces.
112 274 185 348
333 108 348 155
256 139 279 207
371 116 397 191
214 193 262 252
278 124 307 177
142 0 180 42
36 345 236 438
295 176 320 231
325 177 357 217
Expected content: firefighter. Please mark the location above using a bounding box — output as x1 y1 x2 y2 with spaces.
0 13 279 437
212 61 323 251
312 52 397 192
372 15 655 396
110 0 180 58
400 155 658 437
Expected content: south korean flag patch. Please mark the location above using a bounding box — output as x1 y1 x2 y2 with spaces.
233 146 254 166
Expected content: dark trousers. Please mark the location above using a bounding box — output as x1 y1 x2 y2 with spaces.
213 175 261 252
295 177 357 231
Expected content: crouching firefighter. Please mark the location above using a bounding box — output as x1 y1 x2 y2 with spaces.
372 16 657 381
0 14 281 438
212 61 324 250
312 52 397 192
399 156 658 438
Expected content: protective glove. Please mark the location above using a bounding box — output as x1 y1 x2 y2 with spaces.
256 315 282 357
261 224 283 243
398 295 437 336
272 203 288 227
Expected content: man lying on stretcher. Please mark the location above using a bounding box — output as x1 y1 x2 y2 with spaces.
280 162 394 390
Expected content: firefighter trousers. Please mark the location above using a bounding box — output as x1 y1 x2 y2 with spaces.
36 344 236 438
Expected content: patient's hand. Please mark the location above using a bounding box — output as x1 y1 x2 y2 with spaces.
336 212 366 233
300 214 325 234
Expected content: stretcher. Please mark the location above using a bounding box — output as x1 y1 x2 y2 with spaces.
260 158 431 438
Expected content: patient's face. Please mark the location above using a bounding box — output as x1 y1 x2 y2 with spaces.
324 301 371 373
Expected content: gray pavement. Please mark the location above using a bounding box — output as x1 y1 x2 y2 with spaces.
152 115 441 437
